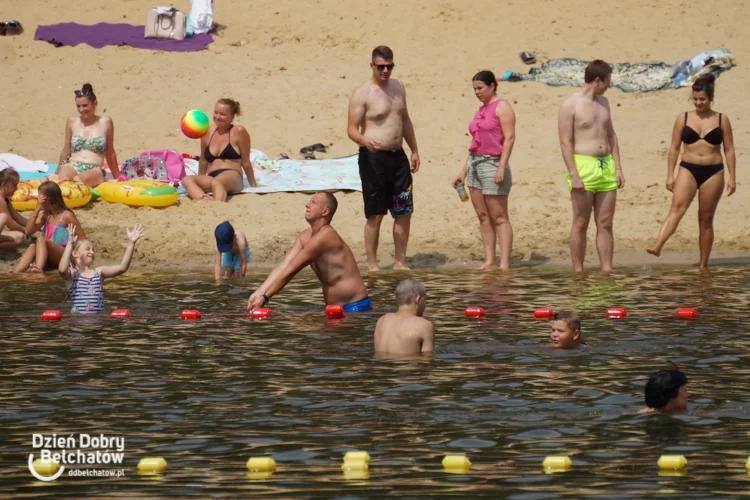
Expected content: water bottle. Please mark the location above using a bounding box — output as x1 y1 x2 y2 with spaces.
454 180 469 202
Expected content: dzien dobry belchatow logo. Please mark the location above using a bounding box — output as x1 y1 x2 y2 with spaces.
29 433 125 481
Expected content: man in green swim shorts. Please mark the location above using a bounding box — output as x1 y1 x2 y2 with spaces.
558 59 625 273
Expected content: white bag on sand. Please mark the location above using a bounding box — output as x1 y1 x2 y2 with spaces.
145 7 187 40
190 0 214 34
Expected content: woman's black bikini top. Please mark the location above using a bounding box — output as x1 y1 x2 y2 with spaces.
204 126 242 162
682 112 723 146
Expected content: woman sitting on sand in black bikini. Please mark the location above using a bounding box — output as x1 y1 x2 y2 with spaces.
646 75 737 267
182 98 258 202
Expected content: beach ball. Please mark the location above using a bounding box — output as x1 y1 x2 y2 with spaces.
180 109 210 139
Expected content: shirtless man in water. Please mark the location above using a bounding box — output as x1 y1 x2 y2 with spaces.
558 60 625 273
348 45 420 272
246 192 372 313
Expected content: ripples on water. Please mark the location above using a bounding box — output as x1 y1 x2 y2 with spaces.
2 265 750 497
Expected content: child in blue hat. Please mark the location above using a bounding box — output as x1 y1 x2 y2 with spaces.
214 221 250 278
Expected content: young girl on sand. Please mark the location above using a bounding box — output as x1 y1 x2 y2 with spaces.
13 181 85 273
0 168 29 251
59 223 146 314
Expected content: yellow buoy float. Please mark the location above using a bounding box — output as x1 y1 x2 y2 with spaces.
543 455 572 472
97 180 179 208
658 455 687 470
443 455 472 472
343 451 371 464
137 457 167 474
11 179 92 212
342 450 370 472
32 457 61 476
246 457 276 473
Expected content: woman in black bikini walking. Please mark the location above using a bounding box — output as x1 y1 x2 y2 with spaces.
647 75 737 267
182 98 258 201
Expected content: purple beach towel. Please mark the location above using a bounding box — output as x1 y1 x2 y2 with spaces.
35 23 213 52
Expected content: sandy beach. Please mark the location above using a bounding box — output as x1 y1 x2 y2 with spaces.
1 0 747 271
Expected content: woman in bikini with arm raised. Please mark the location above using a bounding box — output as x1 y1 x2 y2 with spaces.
647 75 737 267
57 83 120 187
182 98 258 202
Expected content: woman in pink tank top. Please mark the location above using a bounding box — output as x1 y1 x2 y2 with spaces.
453 70 517 270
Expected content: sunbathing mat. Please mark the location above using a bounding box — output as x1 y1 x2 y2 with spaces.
179 155 363 196
35 23 213 52
508 50 735 93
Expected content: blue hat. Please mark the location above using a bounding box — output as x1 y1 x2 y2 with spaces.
215 221 235 253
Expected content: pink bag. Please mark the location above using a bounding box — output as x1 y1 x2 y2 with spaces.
139 149 186 185
118 156 169 182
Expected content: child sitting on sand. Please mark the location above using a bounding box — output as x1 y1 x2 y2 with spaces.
58 223 146 314
214 221 250 279
374 277 434 355
549 311 587 349
0 168 29 252
13 181 86 273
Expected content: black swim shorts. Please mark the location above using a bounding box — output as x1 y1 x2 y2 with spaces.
358 147 414 219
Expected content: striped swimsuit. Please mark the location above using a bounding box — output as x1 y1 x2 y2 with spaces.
69 269 105 314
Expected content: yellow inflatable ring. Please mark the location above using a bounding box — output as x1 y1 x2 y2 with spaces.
97 180 179 208
11 179 92 212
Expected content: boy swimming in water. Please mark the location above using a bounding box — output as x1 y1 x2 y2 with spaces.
374 277 434 355
549 311 586 349
214 221 250 278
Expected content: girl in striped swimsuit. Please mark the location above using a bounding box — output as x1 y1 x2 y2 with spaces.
58 223 146 314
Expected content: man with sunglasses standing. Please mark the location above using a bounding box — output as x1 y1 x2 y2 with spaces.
348 45 420 272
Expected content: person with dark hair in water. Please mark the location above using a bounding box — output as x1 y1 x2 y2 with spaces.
639 367 689 414
647 74 737 267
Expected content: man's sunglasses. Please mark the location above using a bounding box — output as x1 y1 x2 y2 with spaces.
375 63 395 71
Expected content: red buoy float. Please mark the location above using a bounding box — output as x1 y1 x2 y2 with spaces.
110 309 131 319
181 309 201 320
676 308 697 319
606 307 627 318
325 305 346 319
41 310 62 321
464 307 485 318
251 308 271 320
534 308 554 319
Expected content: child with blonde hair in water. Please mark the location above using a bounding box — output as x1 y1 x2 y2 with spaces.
13 181 86 272
58 223 146 313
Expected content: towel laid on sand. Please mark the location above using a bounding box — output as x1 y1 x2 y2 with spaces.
506 49 735 93
180 153 363 195
0 154 49 174
35 23 213 52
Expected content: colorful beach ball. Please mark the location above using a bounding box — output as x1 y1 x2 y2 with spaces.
180 109 210 139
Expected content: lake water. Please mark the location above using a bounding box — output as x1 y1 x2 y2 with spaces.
2 265 750 498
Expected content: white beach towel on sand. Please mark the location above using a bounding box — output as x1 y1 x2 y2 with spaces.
179 150 363 195
0 153 49 173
